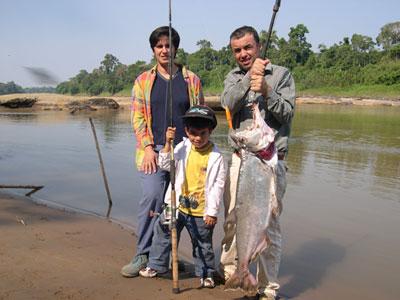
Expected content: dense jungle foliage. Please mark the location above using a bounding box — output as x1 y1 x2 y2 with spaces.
2 22 398 97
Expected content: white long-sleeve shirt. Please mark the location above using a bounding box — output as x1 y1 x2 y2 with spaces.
158 138 226 219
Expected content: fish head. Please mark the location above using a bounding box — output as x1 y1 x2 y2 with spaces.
230 128 264 152
230 103 276 153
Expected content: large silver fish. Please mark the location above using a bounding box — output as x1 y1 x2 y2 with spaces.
225 103 279 295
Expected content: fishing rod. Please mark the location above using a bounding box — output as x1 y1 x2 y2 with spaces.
225 0 282 128
167 0 180 294
248 0 281 103
260 0 281 59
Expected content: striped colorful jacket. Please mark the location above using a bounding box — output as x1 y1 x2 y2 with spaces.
131 64 204 169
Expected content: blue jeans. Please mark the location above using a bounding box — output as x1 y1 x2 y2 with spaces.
136 169 169 256
148 211 215 278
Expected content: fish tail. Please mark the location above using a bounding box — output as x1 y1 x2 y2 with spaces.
241 271 258 295
224 271 241 291
224 269 258 295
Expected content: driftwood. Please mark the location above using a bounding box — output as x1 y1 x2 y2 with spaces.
87 98 119 109
67 98 119 114
0 98 37 108
68 101 97 114
89 118 112 217
0 185 44 196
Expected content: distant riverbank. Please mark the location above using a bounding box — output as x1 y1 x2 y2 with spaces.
1 93 399 111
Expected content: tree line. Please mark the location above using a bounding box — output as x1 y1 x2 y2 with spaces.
0 81 56 95
3 22 399 96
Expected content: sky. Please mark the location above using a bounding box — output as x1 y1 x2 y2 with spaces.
0 0 399 87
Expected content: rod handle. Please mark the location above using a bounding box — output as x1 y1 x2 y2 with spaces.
171 227 179 293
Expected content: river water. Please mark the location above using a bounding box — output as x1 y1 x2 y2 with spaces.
1 105 399 299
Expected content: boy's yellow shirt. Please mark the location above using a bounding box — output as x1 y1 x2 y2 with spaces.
179 142 213 217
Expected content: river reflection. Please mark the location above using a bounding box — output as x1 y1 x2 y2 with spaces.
288 105 399 201
1 107 399 215
1 105 400 298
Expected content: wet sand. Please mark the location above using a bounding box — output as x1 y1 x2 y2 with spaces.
3 189 399 300
0 191 244 300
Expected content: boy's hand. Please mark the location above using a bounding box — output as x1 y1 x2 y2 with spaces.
166 127 176 143
162 127 176 153
204 215 217 227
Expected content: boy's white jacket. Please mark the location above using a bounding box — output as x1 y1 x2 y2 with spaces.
158 138 226 219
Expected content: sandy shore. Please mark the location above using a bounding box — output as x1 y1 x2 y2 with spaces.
0 191 246 300
0 93 399 111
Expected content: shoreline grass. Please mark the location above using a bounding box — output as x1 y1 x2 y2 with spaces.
296 84 400 100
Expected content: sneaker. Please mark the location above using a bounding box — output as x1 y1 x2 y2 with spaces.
200 277 215 288
120 254 148 277
139 266 158 278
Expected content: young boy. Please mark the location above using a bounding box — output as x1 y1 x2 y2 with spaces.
139 105 226 288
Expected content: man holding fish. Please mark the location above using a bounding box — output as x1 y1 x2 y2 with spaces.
219 25 296 300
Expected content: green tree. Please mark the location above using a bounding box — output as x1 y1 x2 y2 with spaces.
100 54 120 74
272 24 312 69
351 34 375 52
351 34 377 66
259 29 280 58
0 81 24 95
216 46 235 68
287 24 312 65
388 44 400 60
196 39 213 49
377 21 400 50
188 40 218 72
175 48 189 65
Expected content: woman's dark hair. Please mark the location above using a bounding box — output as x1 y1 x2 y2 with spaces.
229 25 260 44
149 26 180 50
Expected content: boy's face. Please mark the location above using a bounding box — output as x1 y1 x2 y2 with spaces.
185 127 212 150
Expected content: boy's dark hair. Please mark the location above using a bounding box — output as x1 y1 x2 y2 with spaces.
182 105 217 130
149 26 180 50
183 117 215 130
230 25 260 45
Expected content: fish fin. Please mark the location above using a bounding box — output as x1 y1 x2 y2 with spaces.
224 270 258 296
250 235 270 263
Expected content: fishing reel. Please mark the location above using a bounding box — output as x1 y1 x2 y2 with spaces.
179 195 199 209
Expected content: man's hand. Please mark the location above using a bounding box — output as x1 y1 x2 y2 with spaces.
250 58 271 98
141 145 157 174
204 215 217 227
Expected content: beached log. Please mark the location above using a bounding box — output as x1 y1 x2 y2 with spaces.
87 98 119 109
0 97 37 108
67 101 97 114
